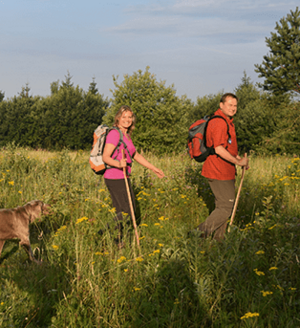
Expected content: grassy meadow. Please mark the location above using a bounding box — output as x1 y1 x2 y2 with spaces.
0 144 299 327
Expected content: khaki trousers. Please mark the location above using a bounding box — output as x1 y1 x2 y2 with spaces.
197 179 235 240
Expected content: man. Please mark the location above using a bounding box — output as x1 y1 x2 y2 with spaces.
196 93 249 241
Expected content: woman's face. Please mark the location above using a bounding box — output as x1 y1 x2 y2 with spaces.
118 110 133 130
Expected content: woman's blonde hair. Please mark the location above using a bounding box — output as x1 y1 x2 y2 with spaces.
113 105 136 135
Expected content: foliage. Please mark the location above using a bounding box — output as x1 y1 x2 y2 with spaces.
0 149 300 327
0 76 108 150
188 92 223 123
234 73 276 153
255 7 300 96
104 66 192 154
0 91 4 102
256 100 300 155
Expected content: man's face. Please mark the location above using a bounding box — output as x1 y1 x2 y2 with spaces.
220 97 237 119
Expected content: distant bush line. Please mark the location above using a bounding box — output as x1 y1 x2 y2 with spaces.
0 69 299 155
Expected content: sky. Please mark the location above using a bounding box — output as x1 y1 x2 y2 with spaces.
0 0 299 102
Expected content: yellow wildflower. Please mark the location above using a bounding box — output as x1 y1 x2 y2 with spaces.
241 312 259 320
117 256 127 263
133 287 141 291
140 223 148 227
52 245 59 250
261 291 273 297
75 216 89 224
135 257 144 262
8 181 14 186
269 267 278 271
255 250 265 255
254 268 265 276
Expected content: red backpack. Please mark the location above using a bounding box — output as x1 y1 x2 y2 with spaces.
187 115 230 162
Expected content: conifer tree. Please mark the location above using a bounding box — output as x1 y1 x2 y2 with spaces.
255 7 300 96
0 90 4 102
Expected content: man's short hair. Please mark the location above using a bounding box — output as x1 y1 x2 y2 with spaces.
220 93 238 103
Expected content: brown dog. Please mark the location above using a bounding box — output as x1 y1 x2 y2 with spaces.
0 200 50 264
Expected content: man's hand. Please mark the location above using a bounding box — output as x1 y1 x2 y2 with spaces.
236 153 249 169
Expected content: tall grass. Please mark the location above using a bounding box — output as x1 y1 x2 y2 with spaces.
0 145 299 327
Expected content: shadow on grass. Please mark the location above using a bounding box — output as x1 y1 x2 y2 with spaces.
129 258 211 327
0 213 71 327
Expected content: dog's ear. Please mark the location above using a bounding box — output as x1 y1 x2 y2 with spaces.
42 203 51 215
24 200 44 222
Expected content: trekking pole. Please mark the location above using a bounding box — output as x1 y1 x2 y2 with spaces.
122 150 140 248
228 154 247 232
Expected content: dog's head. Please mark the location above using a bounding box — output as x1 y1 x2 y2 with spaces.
24 200 51 223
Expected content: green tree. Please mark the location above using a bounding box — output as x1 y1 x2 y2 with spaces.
256 101 300 155
255 7 300 96
50 80 60 95
0 85 39 147
0 90 4 102
189 92 223 123
44 75 108 149
234 72 274 153
105 67 192 154
88 77 98 95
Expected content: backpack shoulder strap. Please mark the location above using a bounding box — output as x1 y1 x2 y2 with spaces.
110 127 133 165
207 115 231 138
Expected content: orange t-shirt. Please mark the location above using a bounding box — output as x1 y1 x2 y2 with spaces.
201 109 238 180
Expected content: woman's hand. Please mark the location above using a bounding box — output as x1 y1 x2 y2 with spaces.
119 158 127 168
152 167 165 179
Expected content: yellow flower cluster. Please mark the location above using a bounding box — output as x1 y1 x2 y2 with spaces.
158 216 169 221
241 312 259 320
75 216 89 224
240 223 254 232
117 256 127 264
254 268 265 276
261 290 273 297
269 267 278 271
54 225 67 237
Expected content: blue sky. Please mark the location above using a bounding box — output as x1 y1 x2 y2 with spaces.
0 0 299 101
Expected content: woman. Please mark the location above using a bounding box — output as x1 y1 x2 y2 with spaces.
102 105 165 246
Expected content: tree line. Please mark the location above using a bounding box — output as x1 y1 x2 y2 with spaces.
0 7 299 156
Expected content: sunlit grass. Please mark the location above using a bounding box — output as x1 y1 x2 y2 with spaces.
0 146 299 327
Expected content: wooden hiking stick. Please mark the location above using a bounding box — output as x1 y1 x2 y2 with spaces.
122 150 140 247
228 155 247 232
